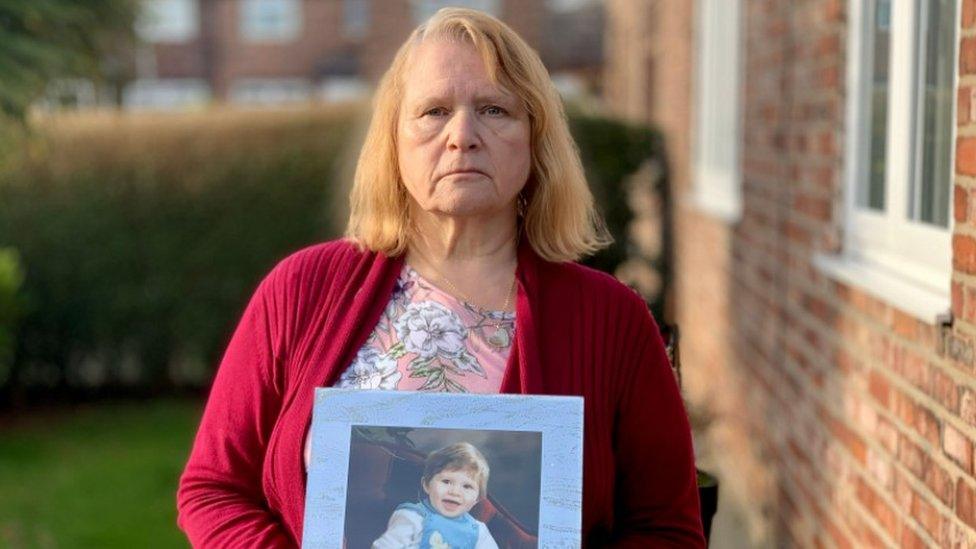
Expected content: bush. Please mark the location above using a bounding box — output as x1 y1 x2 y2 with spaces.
0 106 665 398
0 107 358 396
571 110 669 318
0 248 24 388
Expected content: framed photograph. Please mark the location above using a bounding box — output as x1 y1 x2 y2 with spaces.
303 388 584 548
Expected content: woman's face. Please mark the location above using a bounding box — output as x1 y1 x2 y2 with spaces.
397 39 531 220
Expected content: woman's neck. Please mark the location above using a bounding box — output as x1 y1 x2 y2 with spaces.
407 209 518 268
405 208 519 311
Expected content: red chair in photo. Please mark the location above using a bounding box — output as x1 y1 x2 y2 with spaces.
343 438 537 548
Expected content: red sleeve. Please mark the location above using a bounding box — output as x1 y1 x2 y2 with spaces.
177 265 296 548
610 295 706 548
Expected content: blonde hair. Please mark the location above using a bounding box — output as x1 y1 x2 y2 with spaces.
422 442 490 498
345 7 612 262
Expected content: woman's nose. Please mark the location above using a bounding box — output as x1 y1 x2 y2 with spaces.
446 110 481 151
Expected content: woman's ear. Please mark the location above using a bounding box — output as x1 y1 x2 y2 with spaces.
421 478 430 496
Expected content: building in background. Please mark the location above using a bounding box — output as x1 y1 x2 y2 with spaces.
116 0 602 109
605 0 976 546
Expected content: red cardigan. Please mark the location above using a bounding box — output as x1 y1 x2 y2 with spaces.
177 239 705 547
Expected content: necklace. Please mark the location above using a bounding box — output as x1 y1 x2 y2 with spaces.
437 271 516 348
409 248 517 349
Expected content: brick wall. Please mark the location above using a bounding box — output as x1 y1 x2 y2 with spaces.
952 2 976 547
606 0 976 546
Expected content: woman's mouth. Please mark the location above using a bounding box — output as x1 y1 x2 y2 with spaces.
442 169 487 179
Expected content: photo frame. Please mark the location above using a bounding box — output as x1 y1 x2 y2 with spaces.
303 388 584 548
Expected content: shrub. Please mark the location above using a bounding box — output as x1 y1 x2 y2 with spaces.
0 107 358 395
571 110 669 318
0 248 24 388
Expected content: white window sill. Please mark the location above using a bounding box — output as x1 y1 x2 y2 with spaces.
689 188 742 224
812 253 951 325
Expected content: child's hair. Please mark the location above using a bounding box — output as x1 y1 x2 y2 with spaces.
421 442 490 497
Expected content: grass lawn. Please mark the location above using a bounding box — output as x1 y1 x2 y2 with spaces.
0 398 204 548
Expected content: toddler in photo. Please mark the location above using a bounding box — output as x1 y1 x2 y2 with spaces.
372 442 499 549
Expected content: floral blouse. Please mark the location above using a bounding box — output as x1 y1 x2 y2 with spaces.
305 264 516 468
333 264 516 394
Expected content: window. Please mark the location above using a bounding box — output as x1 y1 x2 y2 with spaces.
240 0 302 42
343 0 371 40
691 0 743 222
819 0 960 322
318 77 369 103
123 79 211 110
229 78 312 105
854 0 956 226
137 0 198 43
410 0 499 24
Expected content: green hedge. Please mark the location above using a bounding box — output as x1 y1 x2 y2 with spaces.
571 110 668 300
0 248 24 389
0 107 664 398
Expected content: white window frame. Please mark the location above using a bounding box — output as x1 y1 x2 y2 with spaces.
122 78 211 110
318 77 369 103
690 0 744 223
816 0 960 323
229 78 312 105
137 0 199 43
240 0 303 43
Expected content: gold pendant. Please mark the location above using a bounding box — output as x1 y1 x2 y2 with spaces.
488 327 511 348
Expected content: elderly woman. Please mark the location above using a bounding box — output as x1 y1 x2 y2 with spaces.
177 7 704 548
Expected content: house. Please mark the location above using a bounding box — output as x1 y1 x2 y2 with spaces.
124 0 601 109
605 0 976 545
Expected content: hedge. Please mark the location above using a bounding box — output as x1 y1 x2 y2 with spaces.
0 248 24 390
0 106 665 400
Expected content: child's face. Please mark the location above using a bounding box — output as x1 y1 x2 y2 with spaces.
422 468 481 518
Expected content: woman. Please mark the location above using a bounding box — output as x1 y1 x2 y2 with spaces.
178 7 704 548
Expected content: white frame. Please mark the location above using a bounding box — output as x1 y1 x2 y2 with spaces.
823 0 961 322
303 388 584 548
690 0 744 222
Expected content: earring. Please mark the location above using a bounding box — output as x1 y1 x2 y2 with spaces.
517 193 527 217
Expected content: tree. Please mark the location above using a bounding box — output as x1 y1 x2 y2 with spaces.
0 0 137 121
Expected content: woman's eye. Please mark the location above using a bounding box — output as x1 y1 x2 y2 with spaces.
423 107 448 117
483 105 507 116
